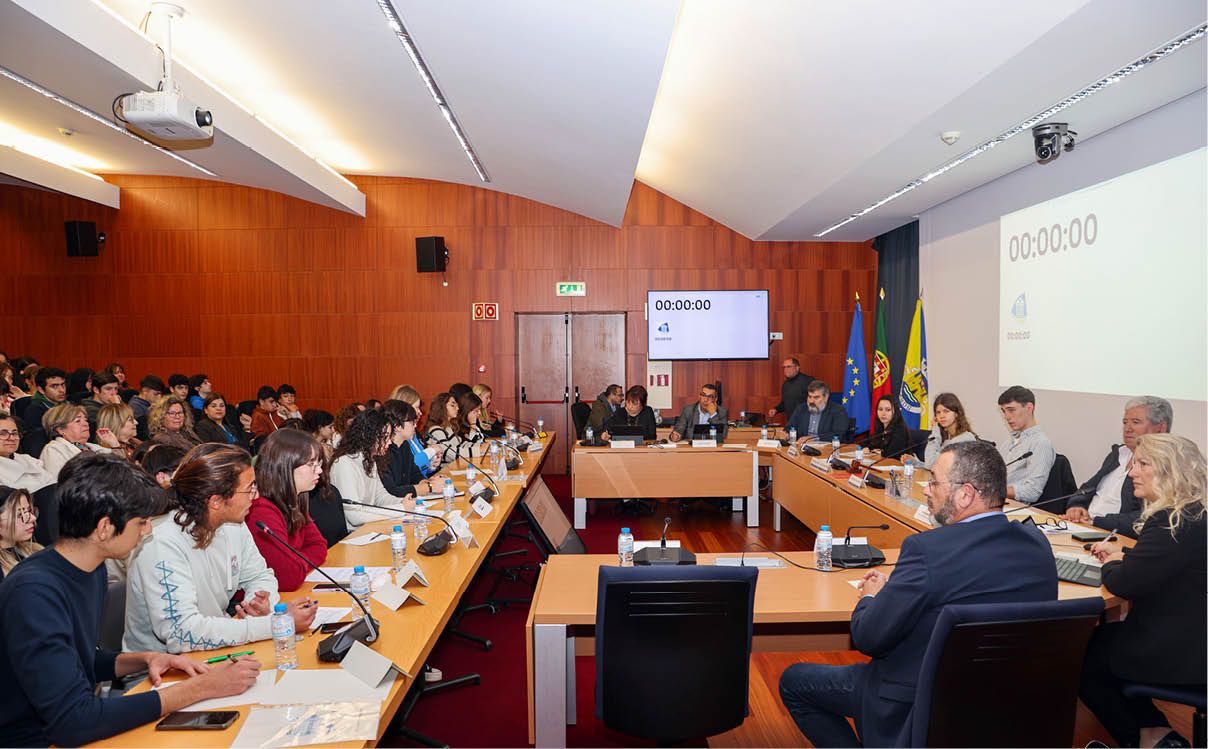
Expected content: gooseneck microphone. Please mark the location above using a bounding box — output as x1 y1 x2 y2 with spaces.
1002 489 1084 514
1005 450 1033 467
491 411 540 438
340 499 458 555
254 521 379 662
833 524 890 568
633 516 697 566
462 457 500 503
859 437 933 488
494 440 524 471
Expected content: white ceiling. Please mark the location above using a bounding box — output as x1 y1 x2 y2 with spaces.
0 0 1203 239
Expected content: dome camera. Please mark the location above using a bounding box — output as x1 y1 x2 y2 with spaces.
1032 122 1076 165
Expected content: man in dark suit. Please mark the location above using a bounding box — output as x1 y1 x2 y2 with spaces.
779 441 1057 747
787 379 849 444
767 358 813 425
668 383 728 442
1064 396 1171 538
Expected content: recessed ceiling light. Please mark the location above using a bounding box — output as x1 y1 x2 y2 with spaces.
814 23 1207 237
374 0 491 183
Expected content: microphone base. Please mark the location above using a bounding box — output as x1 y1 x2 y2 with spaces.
865 474 887 489
317 616 381 662
832 544 886 569
633 546 697 566
579 438 608 447
801 445 821 456
418 531 452 556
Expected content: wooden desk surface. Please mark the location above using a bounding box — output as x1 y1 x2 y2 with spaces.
89 435 556 748
572 443 758 499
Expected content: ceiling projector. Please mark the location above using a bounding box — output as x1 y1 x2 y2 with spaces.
119 91 213 140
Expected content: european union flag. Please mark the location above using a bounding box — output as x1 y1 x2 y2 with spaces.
842 303 871 435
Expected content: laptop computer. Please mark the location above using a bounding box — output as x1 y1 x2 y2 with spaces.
691 423 727 440
609 424 647 441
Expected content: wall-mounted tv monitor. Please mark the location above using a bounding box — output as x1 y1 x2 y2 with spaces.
647 289 769 360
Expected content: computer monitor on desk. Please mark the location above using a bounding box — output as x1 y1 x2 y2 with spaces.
691 424 727 441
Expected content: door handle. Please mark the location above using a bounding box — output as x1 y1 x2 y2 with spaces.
573 386 579 403
521 386 527 404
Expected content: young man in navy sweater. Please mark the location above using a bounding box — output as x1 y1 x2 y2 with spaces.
0 452 260 746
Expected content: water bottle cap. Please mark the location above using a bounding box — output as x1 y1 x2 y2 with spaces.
820 525 830 531
445 478 452 484
354 565 365 573
415 499 424 506
274 602 287 613
393 525 403 532
621 527 630 534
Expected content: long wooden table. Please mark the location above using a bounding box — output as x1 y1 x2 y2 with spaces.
90 434 556 748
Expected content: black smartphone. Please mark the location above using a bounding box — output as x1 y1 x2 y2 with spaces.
1072 532 1110 542
312 582 344 592
156 710 239 730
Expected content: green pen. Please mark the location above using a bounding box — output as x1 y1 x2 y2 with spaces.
204 650 255 663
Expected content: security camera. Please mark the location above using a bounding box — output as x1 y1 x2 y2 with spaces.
1032 123 1076 164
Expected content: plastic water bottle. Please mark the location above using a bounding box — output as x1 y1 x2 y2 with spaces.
709 425 717 441
272 602 298 670
617 527 634 567
585 425 594 444
902 456 915 485
852 445 865 476
495 444 508 479
789 426 798 443
761 424 768 440
465 461 477 483
413 499 429 540
390 525 407 571
739 410 746 424
442 477 456 512
831 436 841 455
536 417 544 434
350 566 371 611
814 525 833 571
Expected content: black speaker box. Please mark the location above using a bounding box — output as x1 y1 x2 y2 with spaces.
416 235 447 272
65 221 99 257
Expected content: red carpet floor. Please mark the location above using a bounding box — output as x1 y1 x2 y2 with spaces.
382 474 666 748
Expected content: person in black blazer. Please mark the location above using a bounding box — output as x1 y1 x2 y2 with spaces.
381 400 441 499
787 380 850 444
602 385 658 442
1078 433 1205 748
865 395 910 457
779 441 1057 748
1064 396 1172 539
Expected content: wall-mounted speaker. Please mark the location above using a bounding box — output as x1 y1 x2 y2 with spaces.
65 221 102 257
416 236 448 272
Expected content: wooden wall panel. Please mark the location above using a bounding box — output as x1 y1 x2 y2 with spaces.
0 177 875 418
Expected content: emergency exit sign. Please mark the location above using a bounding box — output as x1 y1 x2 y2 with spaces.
556 281 586 296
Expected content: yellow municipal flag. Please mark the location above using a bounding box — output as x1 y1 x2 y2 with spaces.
898 297 929 430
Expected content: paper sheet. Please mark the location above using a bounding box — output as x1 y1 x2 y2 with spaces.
266 668 395 706
154 670 278 711
1055 551 1104 567
232 701 379 748
339 532 388 546
847 580 863 590
305 567 391 583
308 607 352 630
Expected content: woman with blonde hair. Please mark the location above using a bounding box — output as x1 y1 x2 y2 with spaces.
921 392 978 469
39 404 100 478
471 384 507 437
147 395 201 451
1079 433 1206 748
94 402 139 459
0 486 42 579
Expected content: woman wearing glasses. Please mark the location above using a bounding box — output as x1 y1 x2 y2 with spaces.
0 412 54 493
40 404 102 478
246 430 328 592
147 396 201 451
1078 433 1206 748
0 486 42 579
124 443 317 653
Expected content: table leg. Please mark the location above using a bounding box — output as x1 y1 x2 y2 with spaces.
573 497 586 530
774 502 782 532
534 623 568 747
565 635 576 726
746 451 759 527
731 497 743 512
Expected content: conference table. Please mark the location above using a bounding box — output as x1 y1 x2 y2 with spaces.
90 433 556 748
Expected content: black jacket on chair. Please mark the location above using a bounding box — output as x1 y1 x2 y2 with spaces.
1101 507 1206 686
1065 444 1142 538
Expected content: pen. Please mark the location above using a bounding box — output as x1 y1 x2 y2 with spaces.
205 650 255 663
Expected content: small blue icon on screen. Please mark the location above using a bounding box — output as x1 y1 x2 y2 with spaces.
1010 293 1027 322
657 322 670 333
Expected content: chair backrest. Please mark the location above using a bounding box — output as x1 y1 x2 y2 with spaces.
99 580 127 652
10 395 31 421
911 598 1104 748
17 426 48 458
570 401 591 438
31 483 59 546
595 565 757 744
1039 454 1077 513
909 429 930 461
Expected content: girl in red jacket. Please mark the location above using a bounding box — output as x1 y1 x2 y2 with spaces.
247 429 328 591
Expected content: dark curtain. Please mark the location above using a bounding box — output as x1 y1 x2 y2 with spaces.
871 221 919 399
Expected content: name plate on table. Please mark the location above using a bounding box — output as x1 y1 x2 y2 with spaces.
528 442 543 452
609 440 636 449
847 474 866 489
810 457 833 472
913 504 935 527
394 559 429 587
471 497 493 518
691 439 718 448
757 439 782 449
372 582 425 610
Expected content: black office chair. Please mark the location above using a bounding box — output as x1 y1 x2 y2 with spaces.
1039 454 1077 514
31 483 59 546
18 426 49 459
909 597 1104 748
595 565 757 745
10 395 31 422
909 429 930 461
570 401 591 439
1120 682 1206 748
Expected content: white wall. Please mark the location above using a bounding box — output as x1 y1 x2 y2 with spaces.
920 89 1207 481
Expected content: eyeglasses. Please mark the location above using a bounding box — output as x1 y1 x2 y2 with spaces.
166 410 185 418
17 506 38 522
303 459 323 470
698 392 716 400
1036 518 1068 532
233 482 258 498
0 430 19 439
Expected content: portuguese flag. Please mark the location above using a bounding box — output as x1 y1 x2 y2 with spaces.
871 288 892 421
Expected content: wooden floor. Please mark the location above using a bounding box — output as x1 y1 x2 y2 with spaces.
569 492 1196 748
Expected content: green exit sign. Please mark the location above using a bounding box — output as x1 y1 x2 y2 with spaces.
556 281 586 297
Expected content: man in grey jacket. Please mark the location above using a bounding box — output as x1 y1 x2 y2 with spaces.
669 383 729 441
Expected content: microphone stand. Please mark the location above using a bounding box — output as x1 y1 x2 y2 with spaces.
633 517 697 566
494 440 524 471
254 521 379 663
832 523 890 568
341 499 458 556
462 457 500 503
858 437 931 489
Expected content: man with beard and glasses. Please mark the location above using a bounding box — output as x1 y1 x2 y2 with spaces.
788 379 849 448
778 441 1057 747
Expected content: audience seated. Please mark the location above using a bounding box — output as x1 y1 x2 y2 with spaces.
445 390 487 462
125 444 316 653
247 430 328 591
786 380 848 445
65 367 93 404
1078 434 1205 748
865 395 910 456
186 373 212 411
195 393 240 445
472 383 507 437
0 486 42 579
1064 396 1172 538
94 402 139 459
40 404 100 478
139 443 186 489
167 374 189 401
277 384 302 420
425 392 461 461
603 385 658 441
669 382 729 442
0 360 26 398
588 384 624 434
250 385 282 438
129 374 164 420
102 362 128 390
0 380 14 414
23 366 68 431
0 411 54 493
0 452 261 746
331 409 411 528
146 395 201 451
996 385 1056 504
302 408 336 459
332 402 361 450
82 371 121 424
922 392 977 468
448 383 472 401
381 400 436 499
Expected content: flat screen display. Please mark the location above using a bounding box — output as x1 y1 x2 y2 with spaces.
647 290 769 360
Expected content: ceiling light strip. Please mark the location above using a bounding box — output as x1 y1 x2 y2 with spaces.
374 0 491 183
0 63 217 177
0 142 105 181
814 23 1207 237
